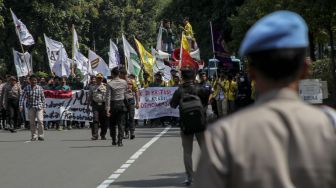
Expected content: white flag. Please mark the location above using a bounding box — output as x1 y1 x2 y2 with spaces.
71 27 90 75
52 48 71 77
12 49 33 77
72 26 79 58
122 34 141 77
190 48 201 61
108 39 120 70
88 50 111 78
152 48 171 82
74 51 90 74
156 25 163 51
44 34 64 71
10 9 35 46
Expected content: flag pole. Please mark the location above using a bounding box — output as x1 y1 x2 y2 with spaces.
10 8 31 75
210 21 216 58
178 33 183 70
71 24 75 76
122 34 128 72
210 21 218 77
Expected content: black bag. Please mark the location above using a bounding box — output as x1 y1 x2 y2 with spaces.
179 88 206 135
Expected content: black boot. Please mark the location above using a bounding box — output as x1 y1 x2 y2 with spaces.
112 139 117 146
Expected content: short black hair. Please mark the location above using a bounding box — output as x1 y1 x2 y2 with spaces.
248 48 306 83
29 74 37 80
111 67 120 76
119 68 127 76
181 67 195 80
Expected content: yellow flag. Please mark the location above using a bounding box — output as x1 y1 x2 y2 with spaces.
134 38 156 77
181 33 191 52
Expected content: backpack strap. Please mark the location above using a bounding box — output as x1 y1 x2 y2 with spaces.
320 106 336 129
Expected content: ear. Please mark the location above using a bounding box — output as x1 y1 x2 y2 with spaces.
299 57 311 79
247 64 256 81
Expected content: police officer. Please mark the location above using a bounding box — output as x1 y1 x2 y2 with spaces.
193 11 336 188
170 67 210 186
2 76 21 132
88 73 107 140
105 68 128 146
119 69 139 139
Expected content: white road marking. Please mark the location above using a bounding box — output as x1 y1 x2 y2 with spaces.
24 141 31 143
96 126 171 188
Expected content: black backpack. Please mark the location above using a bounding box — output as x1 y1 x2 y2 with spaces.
179 87 206 135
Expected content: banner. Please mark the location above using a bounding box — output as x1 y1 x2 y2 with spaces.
299 79 323 104
13 49 32 77
10 9 35 46
43 90 93 121
135 87 179 119
108 39 120 69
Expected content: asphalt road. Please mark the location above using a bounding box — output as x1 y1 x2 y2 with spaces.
0 126 201 188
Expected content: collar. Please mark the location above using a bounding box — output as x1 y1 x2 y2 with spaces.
255 88 301 105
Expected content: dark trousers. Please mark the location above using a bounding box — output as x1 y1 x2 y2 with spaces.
125 98 135 135
108 101 126 142
0 109 6 129
109 110 126 142
91 103 107 138
8 99 19 130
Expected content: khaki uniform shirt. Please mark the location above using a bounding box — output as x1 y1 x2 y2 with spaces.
193 88 336 188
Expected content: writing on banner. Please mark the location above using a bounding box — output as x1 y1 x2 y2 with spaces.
299 79 323 104
26 90 93 122
135 87 179 120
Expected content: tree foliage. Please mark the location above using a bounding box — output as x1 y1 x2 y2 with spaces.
0 0 161 76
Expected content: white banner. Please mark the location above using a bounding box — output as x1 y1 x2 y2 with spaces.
31 90 93 122
135 87 179 119
299 79 323 104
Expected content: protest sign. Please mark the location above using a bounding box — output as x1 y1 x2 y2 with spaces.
135 87 179 119
299 79 323 104
26 90 93 122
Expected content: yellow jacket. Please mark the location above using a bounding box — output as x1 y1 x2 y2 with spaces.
183 21 195 40
224 80 237 101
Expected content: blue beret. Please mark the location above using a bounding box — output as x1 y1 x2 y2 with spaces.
239 10 308 56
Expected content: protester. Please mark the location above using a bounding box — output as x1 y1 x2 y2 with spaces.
224 74 237 114
193 11 336 188
170 67 210 186
105 67 128 146
88 73 107 140
235 72 252 110
19 74 46 141
168 69 179 86
161 19 175 54
182 17 196 49
211 73 227 118
149 72 167 127
2 76 21 132
0 78 5 130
